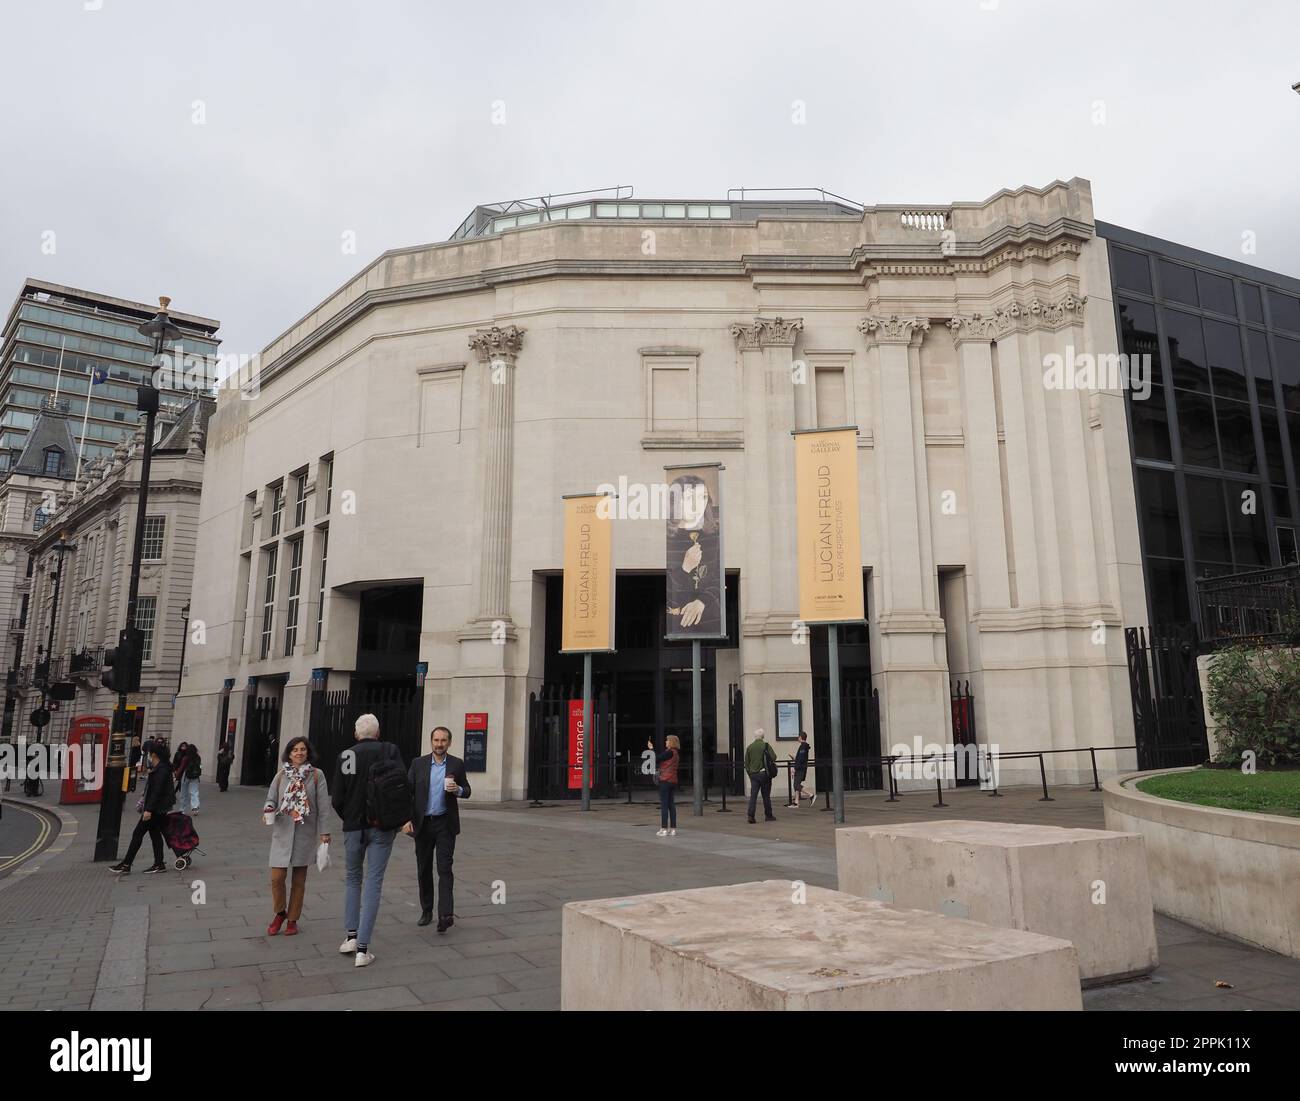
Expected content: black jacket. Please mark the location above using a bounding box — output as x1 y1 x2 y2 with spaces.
331 739 401 832
407 753 470 836
141 763 175 815
793 742 810 773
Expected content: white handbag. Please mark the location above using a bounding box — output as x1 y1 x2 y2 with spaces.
316 841 332 872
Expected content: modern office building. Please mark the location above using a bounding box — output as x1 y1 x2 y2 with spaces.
177 178 1151 797
1097 224 1300 627
0 279 220 476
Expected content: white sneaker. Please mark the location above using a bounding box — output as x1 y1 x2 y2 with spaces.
355 951 375 968
655 828 668 837
338 937 358 954
669 829 676 836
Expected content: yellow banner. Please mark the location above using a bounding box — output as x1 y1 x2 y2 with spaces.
794 428 864 623
561 494 616 652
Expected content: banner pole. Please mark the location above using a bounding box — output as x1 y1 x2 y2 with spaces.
829 624 845 823
692 638 703 816
581 651 592 812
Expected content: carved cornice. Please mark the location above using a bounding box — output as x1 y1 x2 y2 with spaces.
948 294 1088 342
467 324 525 363
858 315 931 346
730 316 804 351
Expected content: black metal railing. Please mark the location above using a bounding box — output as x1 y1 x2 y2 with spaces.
68 647 104 675
1197 564 1300 647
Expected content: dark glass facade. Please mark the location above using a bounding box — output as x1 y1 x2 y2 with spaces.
1099 223 1300 627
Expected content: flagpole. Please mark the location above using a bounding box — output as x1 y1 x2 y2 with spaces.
74 362 96 481
52 335 66 403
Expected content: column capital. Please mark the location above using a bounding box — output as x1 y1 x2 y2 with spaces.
946 313 1004 345
731 316 803 351
858 315 931 347
468 323 525 363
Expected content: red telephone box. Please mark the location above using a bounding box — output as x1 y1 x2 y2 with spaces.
60 715 112 805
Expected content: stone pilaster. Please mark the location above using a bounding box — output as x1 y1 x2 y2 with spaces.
462 323 524 640
947 314 1011 612
858 315 949 751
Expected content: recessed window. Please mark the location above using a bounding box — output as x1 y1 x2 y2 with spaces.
566 205 591 221
642 205 664 218
293 471 308 528
686 205 709 219
663 204 686 218
709 205 731 219
141 516 165 561
269 481 284 536
284 538 303 656
260 545 278 660
42 448 63 476
595 204 618 217
135 596 157 663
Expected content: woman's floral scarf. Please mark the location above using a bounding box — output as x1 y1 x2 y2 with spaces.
278 763 313 823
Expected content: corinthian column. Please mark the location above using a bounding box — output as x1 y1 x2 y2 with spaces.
465 323 525 635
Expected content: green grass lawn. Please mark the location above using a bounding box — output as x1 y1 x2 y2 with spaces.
1137 768 1300 817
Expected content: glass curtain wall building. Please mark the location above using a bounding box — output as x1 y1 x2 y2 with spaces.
1100 223 1300 626
0 279 221 474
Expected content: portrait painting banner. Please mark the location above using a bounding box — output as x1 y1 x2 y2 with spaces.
793 427 864 623
664 463 726 639
561 493 615 652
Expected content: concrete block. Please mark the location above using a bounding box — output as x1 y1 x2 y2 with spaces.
562 881 1081 1011
836 820 1157 983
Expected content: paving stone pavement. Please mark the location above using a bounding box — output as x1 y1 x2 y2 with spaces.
0 780 1297 1011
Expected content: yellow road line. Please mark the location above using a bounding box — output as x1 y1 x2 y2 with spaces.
0 804 51 873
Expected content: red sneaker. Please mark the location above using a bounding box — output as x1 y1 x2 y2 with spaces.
284 921 299 936
267 913 286 936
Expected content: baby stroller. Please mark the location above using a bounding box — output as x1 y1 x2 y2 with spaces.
162 811 204 870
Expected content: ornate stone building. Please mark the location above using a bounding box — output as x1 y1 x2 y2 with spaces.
10 398 213 748
178 178 1148 796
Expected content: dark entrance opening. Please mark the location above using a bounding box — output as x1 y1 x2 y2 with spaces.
241 692 281 787
535 572 738 797
1125 622 1209 769
810 571 881 791
308 583 425 777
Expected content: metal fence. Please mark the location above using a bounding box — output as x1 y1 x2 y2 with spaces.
1197 564 1300 647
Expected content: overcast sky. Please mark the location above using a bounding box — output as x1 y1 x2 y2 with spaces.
2 0 1298 358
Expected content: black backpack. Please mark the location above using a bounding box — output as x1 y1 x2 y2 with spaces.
364 743 414 830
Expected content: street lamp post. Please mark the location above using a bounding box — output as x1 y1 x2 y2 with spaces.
36 533 77 744
94 297 180 862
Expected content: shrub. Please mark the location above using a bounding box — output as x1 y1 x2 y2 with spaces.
1204 643 1300 767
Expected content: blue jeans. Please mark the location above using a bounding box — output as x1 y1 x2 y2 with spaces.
658 782 676 828
178 776 200 812
344 828 396 948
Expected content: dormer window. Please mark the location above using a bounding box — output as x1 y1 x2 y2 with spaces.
43 447 63 476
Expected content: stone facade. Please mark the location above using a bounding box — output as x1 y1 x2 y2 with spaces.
178 177 1148 796
9 400 212 748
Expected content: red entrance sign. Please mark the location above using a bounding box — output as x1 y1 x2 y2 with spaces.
464 712 488 731
567 700 592 790
60 715 111 805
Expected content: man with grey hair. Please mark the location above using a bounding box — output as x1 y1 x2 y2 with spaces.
330 712 410 967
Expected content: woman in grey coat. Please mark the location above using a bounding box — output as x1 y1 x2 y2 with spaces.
263 736 334 936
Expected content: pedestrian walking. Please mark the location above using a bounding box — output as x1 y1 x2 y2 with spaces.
744 730 777 824
109 745 174 875
402 725 470 933
216 739 235 792
651 735 680 836
331 713 411 967
263 736 334 937
785 731 816 808
175 742 202 815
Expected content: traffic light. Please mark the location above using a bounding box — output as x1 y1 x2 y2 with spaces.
101 627 144 694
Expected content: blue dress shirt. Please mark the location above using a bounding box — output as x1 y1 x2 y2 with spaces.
426 755 463 817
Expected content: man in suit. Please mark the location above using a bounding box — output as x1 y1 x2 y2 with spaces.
402 726 470 933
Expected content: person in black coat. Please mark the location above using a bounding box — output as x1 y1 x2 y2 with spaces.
110 745 175 875
402 726 470 933
785 731 816 808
